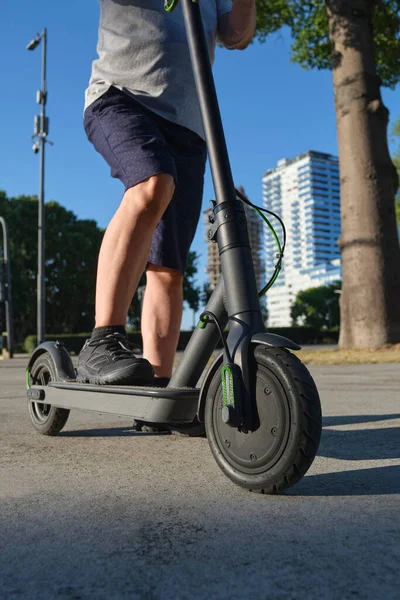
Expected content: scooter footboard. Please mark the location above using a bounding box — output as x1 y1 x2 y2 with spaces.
28 382 199 424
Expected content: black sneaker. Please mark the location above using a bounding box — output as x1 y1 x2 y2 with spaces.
152 377 171 388
76 332 154 386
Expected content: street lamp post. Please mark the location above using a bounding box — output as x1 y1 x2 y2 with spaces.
0 217 14 358
26 28 53 345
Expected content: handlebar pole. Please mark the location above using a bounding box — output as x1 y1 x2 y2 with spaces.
181 0 236 207
180 0 262 319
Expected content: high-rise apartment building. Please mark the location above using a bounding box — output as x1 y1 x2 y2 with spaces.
204 197 264 290
204 208 220 290
263 151 341 326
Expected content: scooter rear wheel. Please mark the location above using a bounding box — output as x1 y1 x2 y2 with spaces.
27 352 70 435
205 345 321 493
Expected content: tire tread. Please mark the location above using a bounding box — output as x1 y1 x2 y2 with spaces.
205 345 322 494
253 347 321 493
27 352 70 436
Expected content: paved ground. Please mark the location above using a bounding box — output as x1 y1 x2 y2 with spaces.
1 357 399 599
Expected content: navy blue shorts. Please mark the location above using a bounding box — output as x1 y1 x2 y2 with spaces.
84 86 207 273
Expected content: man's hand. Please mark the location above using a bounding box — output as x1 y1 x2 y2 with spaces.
218 0 256 50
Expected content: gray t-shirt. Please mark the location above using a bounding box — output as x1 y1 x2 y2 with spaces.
85 0 232 139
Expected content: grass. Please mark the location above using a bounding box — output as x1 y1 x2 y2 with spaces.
294 344 400 365
3 344 400 367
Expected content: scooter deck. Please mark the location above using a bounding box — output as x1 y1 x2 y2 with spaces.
27 381 200 424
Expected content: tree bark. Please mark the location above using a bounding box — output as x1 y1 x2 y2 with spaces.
326 0 400 348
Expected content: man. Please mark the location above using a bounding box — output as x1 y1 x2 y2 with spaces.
77 0 256 386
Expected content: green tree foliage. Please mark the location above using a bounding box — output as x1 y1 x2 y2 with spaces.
127 273 146 331
291 281 341 329
0 191 202 338
201 281 213 306
255 1 400 88
0 191 103 341
183 251 201 312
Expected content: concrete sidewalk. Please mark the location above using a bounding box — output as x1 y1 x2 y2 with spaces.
0 358 399 599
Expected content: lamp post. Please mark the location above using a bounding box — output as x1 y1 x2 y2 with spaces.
26 28 53 345
0 217 14 358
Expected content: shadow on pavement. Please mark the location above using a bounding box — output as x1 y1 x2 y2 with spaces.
323 414 400 427
290 464 400 496
319 416 400 461
59 427 169 437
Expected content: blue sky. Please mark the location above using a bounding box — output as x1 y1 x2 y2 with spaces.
1 0 399 329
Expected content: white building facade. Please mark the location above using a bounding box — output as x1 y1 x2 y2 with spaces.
263 151 342 327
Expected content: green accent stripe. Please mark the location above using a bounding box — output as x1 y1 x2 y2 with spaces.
198 314 209 329
221 365 233 407
164 0 179 12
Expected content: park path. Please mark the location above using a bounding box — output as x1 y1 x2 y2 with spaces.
0 358 399 599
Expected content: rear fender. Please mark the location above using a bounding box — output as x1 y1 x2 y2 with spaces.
27 341 76 384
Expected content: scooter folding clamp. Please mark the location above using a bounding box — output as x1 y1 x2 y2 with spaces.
207 200 247 243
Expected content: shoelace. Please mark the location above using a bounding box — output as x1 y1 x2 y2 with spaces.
87 333 140 359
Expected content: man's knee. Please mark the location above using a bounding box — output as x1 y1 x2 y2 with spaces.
146 264 183 287
123 174 175 218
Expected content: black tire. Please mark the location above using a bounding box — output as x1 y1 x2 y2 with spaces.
27 352 70 436
205 345 322 494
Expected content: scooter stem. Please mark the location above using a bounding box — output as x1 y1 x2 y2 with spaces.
182 0 236 206
181 0 264 326
180 0 265 427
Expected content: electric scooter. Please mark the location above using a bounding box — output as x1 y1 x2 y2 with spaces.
26 0 322 494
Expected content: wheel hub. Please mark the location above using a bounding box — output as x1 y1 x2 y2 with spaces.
213 365 291 475
29 364 52 423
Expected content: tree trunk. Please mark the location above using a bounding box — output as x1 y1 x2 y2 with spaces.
326 0 400 348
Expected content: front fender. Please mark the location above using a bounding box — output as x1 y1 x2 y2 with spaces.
27 341 76 383
197 333 300 422
197 351 223 423
251 332 301 351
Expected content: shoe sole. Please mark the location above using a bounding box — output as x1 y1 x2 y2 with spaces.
76 365 154 387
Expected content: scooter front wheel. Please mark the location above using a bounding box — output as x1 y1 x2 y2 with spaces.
205 345 322 493
27 351 70 435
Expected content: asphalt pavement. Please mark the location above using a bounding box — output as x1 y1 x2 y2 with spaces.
1 357 399 599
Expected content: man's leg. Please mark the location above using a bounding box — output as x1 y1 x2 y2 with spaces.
77 173 175 385
95 174 175 327
141 265 184 378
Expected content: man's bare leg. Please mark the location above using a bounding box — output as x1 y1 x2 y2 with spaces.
141 265 184 378
95 174 175 327
77 174 176 386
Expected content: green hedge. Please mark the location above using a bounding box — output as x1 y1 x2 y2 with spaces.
24 327 338 355
24 333 91 355
23 331 194 354
268 327 339 345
